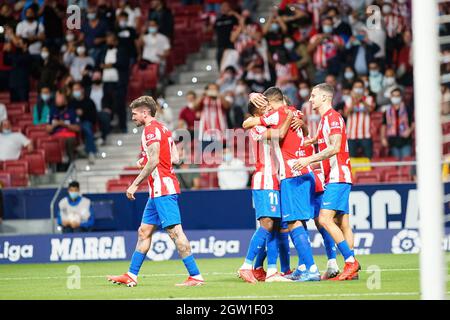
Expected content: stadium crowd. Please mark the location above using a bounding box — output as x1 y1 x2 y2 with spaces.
0 0 449 190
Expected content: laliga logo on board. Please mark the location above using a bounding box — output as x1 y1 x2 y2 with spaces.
146 232 176 261
391 229 420 254
146 233 240 261
0 242 33 262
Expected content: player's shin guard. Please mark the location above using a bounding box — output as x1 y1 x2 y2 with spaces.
182 254 201 277
129 251 147 277
244 227 270 267
254 246 267 269
319 227 337 260
277 231 291 273
290 226 316 272
266 231 278 273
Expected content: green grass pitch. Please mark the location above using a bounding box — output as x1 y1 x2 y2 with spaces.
0 254 449 300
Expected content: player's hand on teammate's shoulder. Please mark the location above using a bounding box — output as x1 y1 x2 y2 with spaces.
290 116 304 131
126 184 138 200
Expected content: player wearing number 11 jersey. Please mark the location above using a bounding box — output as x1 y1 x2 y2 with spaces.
238 101 293 284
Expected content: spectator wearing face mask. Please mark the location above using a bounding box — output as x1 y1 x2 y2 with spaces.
37 46 65 90
15 6 45 59
381 88 414 160
33 86 53 125
115 11 138 66
3 38 31 102
63 43 95 82
57 181 94 233
345 28 380 77
368 61 384 94
174 143 201 190
218 147 249 190
214 2 240 68
178 91 200 141
80 6 108 65
47 90 80 164
327 7 353 43
194 83 231 151
138 19 171 77
89 70 111 145
155 97 174 131
69 82 98 164
298 82 320 139
115 0 141 29
344 79 376 158
243 63 271 93
0 119 33 161
308 17 345 84
148 0 174 40
263 7 288 55
395 29 413 87
377 68 403 107
382 1 406 67
342 65 356 88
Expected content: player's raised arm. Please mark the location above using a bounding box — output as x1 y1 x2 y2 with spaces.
127 142 160 200
293 133 342 171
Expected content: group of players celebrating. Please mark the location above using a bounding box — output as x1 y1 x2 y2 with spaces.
239 84 360 283
107 83 359 288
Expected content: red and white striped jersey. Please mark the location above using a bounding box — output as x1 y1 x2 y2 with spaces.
260 106 312 180
249 125 280 190
140 120 180 198
301 101 321 139
198 97 227 141
345 95 374 140
317 108 353 184
309 34 344 70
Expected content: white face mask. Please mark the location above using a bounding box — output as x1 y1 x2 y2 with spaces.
382 5 392 15
41 51 49 60
66 34 75 42
384 77 396 86
391 96 402 105
344 71 354 80
2 129 11 134
77 47 86 55
299 88 310 98
353 88 364 95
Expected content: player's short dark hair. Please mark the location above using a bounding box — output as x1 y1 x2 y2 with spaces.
129 96 158 116
68 181 80 189
263 87 284 102
313 83 335 96
247 101 259 116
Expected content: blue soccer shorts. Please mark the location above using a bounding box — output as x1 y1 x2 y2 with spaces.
141 194 181 228
321 183 352 214
252 190 281 220
280 172 315 223
313 192 324 219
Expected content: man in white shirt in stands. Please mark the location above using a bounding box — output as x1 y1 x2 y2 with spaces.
218 147 249 189
139 19 171 75
0 103 7 123
15 7 45 57
0 120 33 161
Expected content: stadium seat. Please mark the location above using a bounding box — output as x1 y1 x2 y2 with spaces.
384 172 412 183
3 160 29 187
106 179 129 192
0 171 12 187
354 171 381 184
22 150 47 175
36 137 63 164
0 91 10 103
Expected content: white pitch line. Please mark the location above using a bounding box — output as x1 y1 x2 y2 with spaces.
0 268 423 282
145 291 450 300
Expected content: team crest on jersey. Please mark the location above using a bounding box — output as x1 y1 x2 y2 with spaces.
330 121 340 129
271 205 276 212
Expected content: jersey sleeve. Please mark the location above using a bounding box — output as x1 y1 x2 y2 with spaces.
328 113 344 136
260 110 280 127
250 125 267 141
144 126 162 148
